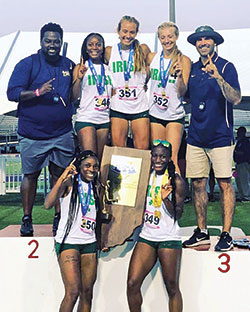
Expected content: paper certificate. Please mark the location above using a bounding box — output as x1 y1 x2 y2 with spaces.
109 155 142 207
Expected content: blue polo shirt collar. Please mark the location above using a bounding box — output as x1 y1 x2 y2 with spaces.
198 52 219 68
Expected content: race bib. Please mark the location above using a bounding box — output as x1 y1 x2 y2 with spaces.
94 95 110 111
153 92 169 110
80 216 96 234
144 209 161 229
117 86 137 101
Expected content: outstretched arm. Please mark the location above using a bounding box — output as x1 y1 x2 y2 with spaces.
44 161 77 209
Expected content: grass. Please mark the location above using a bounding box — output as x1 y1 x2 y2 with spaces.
0 193 249 235
0 193 55 230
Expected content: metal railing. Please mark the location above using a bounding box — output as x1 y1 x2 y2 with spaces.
0 154 50 195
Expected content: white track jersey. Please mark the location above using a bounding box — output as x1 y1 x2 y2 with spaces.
55 183 97 245
139 172 181 241
76 62 112 124
109 44 148 113
149 52 185 121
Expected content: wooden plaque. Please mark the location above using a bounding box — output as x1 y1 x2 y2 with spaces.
99 146 151 248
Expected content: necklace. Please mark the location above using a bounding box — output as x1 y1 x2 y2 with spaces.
151 169 169 208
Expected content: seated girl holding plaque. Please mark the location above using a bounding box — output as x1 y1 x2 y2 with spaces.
105 16 151 150
127 140 186 312
72 33 112 160
45 150 100 312
147 22 191 173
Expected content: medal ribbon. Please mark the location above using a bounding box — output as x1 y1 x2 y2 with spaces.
78 174 92 217
88 59 105 95
151 169 169 208
160 51 172 89
118 43 134 86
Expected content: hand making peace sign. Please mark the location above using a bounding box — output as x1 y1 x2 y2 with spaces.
202 54 220 79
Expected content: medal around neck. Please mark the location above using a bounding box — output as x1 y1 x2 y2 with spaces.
118 43 134 90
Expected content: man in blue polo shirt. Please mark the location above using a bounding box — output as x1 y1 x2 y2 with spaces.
182 26 241 251
7 22 75 236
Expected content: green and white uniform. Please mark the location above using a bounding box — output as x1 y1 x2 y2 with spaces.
76 62 112 124
55 182 97 244
139 171 181 242
149 52 185 121
109 44 148 114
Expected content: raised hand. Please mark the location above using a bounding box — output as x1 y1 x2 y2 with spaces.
37 78 55 96
202 54 220 79
161 178 173 201
174 54 183 77
77 57 88 80
61 158 78 183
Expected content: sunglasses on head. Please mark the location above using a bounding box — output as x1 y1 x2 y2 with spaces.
152 139 171 148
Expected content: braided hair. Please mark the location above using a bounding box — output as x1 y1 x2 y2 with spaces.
151 142 177 221
59 150 99 252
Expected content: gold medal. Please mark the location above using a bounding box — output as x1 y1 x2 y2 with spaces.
154 210 161 219
98 97 103 105
162 90 166 98
125 84 129 91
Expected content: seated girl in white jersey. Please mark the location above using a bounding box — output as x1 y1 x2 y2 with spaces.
72 33 112 160
105 15 151 150
45 150 100 312
147 22 191 173
127 140 186 312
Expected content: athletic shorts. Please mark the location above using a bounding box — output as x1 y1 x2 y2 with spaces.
138 237 182 249
18 131 75 174
75 121 110 132
149 115 185 127
110 109 149 121
55 241 97 255
186 144 234 178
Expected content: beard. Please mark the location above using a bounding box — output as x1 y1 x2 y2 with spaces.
42 50 60 63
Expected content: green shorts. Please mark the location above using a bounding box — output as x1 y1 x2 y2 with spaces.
138 237 182 249
55 241 97 255
149 115 185 127
75 121 110 132
110 109 149 121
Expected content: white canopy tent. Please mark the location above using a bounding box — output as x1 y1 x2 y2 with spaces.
1 28 250 115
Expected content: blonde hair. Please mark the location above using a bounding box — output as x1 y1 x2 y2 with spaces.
157 22 182 76
117 15 146 73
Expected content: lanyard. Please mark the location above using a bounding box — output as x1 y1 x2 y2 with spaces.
88 59 105 95
118 43 134 85
78 174 92 216
160 51 172 89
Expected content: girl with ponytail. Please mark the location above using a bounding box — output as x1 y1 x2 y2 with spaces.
44 150 100 312
105 15 151 149
127 140 186 312
147 22 191 173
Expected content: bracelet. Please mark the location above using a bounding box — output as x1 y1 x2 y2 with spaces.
35 89 40 97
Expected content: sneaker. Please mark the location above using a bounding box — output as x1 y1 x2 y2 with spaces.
214 232 233 252
208 193 216 202
20 215 34 237
183 227 210 247
184 196 192 203
52 213 61 236
241 198 250 203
